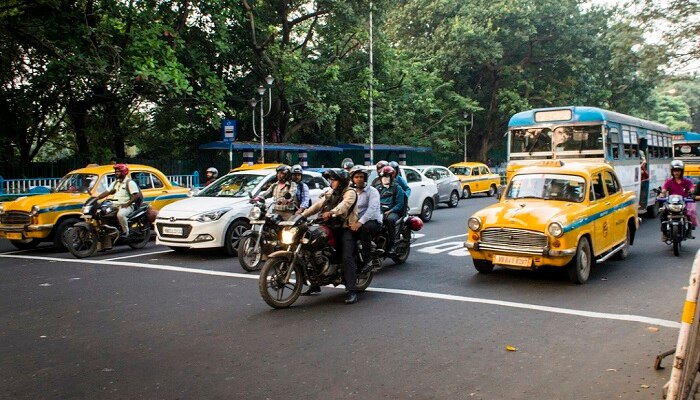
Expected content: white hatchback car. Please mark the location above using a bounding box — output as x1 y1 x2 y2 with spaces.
155 169 329 254
367 166 439 221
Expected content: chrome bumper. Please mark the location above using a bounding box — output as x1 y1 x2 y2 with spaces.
464 241 576 257
0 224 53 232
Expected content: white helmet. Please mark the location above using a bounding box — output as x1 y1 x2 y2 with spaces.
670 160 684 175
206 167 219 178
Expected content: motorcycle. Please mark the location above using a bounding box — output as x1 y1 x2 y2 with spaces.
659 195 695 256
66 197 151 258
258 214 374 309
357 214 420 272
237 195 283 271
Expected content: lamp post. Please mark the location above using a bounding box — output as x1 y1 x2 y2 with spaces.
457 111 474 162
249 75 275 163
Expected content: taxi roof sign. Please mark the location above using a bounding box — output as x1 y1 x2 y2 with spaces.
534 160 565 167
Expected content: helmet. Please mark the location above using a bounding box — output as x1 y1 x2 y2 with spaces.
323 168 350 188
275 164 291 180
349 165 369 180
341 158 355 170
388 161 400 176
376 160 389 171
206 167 218 178
407 216 424 231
291 164 303 174
671 160 684 172
380 165 395 178
113 163 129 175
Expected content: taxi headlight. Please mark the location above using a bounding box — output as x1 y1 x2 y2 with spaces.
248 206 262 220
669 203 683 213
467 217 482 232
30 205 40 217
547 222 564 238
281 227 298 244
193 207 232 222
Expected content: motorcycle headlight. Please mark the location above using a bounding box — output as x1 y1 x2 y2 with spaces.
82 205 92 214
547 222 564 238
669 203 683 213
30 205 40 217
467 217 482 232
281 227 298 244
248 206 262 220
193 208 232 222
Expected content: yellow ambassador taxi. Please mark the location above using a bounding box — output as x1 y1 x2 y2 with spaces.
448 162 501 199
464 161 639 284
0 164 190 250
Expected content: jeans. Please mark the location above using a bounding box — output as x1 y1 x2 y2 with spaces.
384 212 401 251
341 229 358 291
359 220 382 262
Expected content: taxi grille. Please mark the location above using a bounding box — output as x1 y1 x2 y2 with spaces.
481 228 548 249
1 212 31 225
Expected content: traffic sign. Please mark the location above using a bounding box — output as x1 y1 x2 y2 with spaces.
222 120 237 143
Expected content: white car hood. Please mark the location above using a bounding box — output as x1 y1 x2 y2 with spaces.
158 196 250 218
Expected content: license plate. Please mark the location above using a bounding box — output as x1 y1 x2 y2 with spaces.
6 232 22 240
493 254 532 267
163 227 183 236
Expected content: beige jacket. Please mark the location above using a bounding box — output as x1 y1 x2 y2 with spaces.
302 186 358 227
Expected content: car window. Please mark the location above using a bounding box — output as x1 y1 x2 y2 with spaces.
99 174 116 193
151 173 164 189
258 175 275 193
604 171 620 195
449 166 471 175
303 174 328 190
404 168 422 183
472 168 480 176
131 172 153 190
55 173 99 194
199 173 266 197
424 168 438 180
480 166 490 175
591 173 606 200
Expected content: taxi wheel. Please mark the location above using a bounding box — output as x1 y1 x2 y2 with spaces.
473 259 494 274
447 191 459 208
53 218 79 251
224 220 250 256
567 237 591 284
462 186 471 199
10 238 41 250
486 184 497 197
614 225 631 260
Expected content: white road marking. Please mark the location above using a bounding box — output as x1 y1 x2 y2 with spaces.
0 253 680 329
417 242 469 256
103 249 174 261
412 234 466 248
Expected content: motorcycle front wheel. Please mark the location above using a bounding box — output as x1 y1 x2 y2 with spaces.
67 225 98 258
672 224 681 257
258 257 303 309
238 233 263 272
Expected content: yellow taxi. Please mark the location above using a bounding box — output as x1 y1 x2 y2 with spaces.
0 164 190 250
464 161 639 284
447 162 501 198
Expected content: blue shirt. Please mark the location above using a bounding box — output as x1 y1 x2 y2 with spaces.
296 181 310 209
396 175 411 198
356 185 382 224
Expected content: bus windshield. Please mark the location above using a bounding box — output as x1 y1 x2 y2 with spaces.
510 125 603 154
674 143 700 159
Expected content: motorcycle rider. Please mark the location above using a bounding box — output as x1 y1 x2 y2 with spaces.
375 165 406 256
348 166 383 269
301 168 360 304
389 161 412 199
371 160 389 186
204 167 218 186
660 160 695 241
341 158 355 171
291 164 311 213
96 163 143 237
260 165 298 221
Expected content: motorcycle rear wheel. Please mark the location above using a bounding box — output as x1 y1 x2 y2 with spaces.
391 229 411 264
67 225 98 259
238 233 263 272
128 223 151 249
258 258 303 309
355 270 374 291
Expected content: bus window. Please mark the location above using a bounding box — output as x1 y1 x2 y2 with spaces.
552 125 602 152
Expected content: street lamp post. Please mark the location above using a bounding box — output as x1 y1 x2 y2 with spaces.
458 111 474 162
249 75 275 164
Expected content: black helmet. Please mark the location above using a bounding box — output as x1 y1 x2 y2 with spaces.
323 168 350 188
275 164 291 180
341 158 355 170
291 164 303 174
389 161 400 174
349 165 369 180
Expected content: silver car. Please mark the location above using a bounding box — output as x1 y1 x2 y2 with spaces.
414 165 461 208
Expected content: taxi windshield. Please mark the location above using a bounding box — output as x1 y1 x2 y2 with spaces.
449 166 471 175
55 173 99 194
199 174 264 197
506 173 586 203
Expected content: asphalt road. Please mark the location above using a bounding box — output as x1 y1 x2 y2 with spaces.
0 195 695 399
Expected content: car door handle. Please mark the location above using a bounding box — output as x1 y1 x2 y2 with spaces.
605 202 610 206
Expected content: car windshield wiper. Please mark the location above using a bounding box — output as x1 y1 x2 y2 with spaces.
511 195 543 200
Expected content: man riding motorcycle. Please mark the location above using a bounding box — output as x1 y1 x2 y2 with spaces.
375 165 406 256
260 165 298 221
96 163 143 237
660 160 695 241
348 166 383 270
301 168 360 304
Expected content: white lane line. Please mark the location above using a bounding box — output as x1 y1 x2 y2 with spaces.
0 253 680 329
103 249 175 261
412 233 466 248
